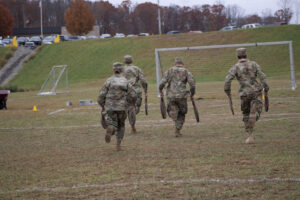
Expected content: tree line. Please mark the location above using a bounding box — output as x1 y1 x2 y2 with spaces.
0 0 295 37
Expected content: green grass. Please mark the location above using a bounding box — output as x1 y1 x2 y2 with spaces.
1 26 300 199
0 47 16 69
6 25 300 90
0 79 300 199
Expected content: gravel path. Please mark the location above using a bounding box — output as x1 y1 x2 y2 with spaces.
0 47 35 86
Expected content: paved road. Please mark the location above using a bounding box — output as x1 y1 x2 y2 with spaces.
0 47 35 86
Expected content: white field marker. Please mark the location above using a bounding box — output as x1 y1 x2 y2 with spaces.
1 177 300 194
48 109 65 115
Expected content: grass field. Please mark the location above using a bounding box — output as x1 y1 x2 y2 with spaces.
1 25 299 199
0 47 15 69
0 77 300 199
6 25 300 89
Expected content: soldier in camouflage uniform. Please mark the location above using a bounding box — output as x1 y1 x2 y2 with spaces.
159 57 196 137
224 48 269 144
123 55 148 133
98 62 135 151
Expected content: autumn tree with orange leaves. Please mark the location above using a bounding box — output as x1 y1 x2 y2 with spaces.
64 0 95 35
0 4 14 37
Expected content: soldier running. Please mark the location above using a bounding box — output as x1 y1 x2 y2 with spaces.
98 62 135 151
224 48 269 144
159 57 196 137
123 55 148 133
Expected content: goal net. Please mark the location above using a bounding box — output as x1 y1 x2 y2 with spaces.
155 41 297 96
38 65 69 95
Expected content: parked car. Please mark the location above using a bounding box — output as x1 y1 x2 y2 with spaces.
167 30 180 34
24 41 36 49
0 40 6 47
100 34 112 39
241 23 262 29
127 34 137 37
138 33 150 36
188 30 203 34
68 36 81 41
17 37 28 45
87 35 98 39
220 26 238 31
29 36 42 45
80 36 87 40
114 33 125 38
59 35 69 41
42 36 55 44
2 38 13 45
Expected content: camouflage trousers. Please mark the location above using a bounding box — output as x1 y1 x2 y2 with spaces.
167 98 188 130
126 91 142 126
135 92 142 115
241 92 263 133
105 111 127 140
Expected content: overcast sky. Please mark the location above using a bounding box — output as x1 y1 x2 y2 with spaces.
91 0 299 24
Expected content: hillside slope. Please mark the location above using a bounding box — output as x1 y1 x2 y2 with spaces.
8 25 300 90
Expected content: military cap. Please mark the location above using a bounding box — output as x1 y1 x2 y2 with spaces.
113 62 123 69
175 57 184 64
124 55 133 63
236 48 247 57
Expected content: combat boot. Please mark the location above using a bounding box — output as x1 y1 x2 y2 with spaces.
245 132 254 144
175 129 182 137
105 127 114 143
116 139 122 151
131 125 137 134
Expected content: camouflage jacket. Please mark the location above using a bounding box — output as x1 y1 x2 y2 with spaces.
124 64 147 94
224 59 269 97
159 65 195 99
98 74 135 111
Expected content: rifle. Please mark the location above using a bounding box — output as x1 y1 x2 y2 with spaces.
264 90 269 112
160 93 167 119
191 96 200 123
145 94 148 115
128 106 136 126
101 108 107 129
227 94 235 115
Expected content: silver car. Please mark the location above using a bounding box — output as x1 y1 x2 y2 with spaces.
220 26 238 31
42 36 55 44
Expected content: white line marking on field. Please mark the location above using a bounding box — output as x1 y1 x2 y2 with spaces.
264 113 300 116
1 177 300 194
72 107 99 111
1 116 300 130
48 109 65 115
261 117 300 122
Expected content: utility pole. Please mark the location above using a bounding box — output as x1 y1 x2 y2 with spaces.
157 0 162 35
40 0 43 38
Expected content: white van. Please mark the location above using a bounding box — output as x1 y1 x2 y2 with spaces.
241 23 262 29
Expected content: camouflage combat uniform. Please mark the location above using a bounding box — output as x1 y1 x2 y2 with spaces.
123 55 148 115
224 48 269 143
159 58 195 135
98 62 135 150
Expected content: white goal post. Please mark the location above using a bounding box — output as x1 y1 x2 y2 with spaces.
38 65 69 95
155 41 297 95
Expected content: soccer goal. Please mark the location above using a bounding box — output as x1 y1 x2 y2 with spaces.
38 65 69 95
155 41 297 95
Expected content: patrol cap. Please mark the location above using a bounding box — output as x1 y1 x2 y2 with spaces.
124 55 133 63
113 62 123 69
175 57 183 64
236 48 247 57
